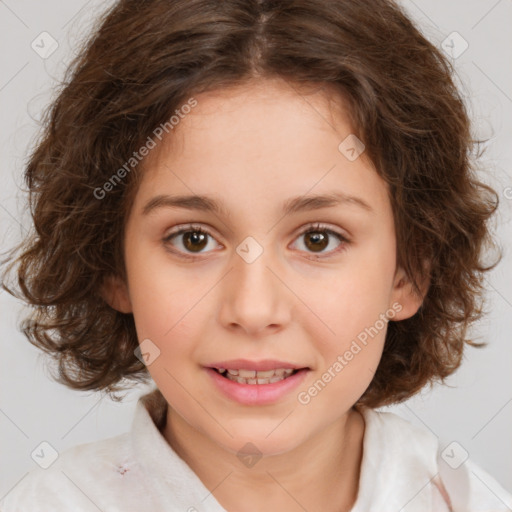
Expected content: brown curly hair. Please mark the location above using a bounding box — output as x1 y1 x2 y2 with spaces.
1 0 501 407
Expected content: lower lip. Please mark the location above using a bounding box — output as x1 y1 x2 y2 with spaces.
205 368 309 405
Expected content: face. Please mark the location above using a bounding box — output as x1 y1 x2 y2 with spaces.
107 78 424 457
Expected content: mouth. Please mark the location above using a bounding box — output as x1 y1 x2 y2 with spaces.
211 367 301 385
205 360 310 405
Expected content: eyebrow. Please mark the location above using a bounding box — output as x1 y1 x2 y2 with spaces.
142 192 374 217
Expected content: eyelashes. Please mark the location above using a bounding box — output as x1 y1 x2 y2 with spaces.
291 223 350 259
163 225 219 259
162 222 350 261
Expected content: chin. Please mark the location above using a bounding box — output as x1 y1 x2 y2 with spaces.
209 418 310 458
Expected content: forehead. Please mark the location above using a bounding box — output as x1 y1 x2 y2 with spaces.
170 78 352 150
132 78 389 219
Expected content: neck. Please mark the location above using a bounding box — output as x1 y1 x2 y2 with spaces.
162 405 365 512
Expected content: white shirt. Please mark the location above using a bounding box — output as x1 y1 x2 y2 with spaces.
1 388 511 512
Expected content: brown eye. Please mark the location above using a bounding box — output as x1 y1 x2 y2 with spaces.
182 230 208 252
163 225 220 257
304 231 329 252
292 223 349 258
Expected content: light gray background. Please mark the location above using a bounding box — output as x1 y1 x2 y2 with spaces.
1 0 511 500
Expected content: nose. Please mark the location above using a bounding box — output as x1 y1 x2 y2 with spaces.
217 244 292 337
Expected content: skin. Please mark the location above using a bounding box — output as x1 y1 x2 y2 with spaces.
104 77 428 512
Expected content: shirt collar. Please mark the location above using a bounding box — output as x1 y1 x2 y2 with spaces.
130 387 226 511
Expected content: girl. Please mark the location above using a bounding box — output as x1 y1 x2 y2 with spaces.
1 0 511 510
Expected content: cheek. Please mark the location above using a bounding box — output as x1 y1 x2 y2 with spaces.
304 239 395 338
124 233 200 335
294 239 395 403
295 270 391 411
129 271 206 352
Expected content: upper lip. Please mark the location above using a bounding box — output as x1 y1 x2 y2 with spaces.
207 359 308 371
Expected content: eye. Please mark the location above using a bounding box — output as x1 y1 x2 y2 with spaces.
291 223 349 258
162 224 221 259
162 222 350 260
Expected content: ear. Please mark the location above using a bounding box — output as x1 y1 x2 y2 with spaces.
388 261 430 321
100 274 133 313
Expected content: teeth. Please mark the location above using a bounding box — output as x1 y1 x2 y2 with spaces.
238 369 256 378
255 370 275 378
219 368 296 385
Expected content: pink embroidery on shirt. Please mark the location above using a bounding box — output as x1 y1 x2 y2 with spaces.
116 464 130 476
